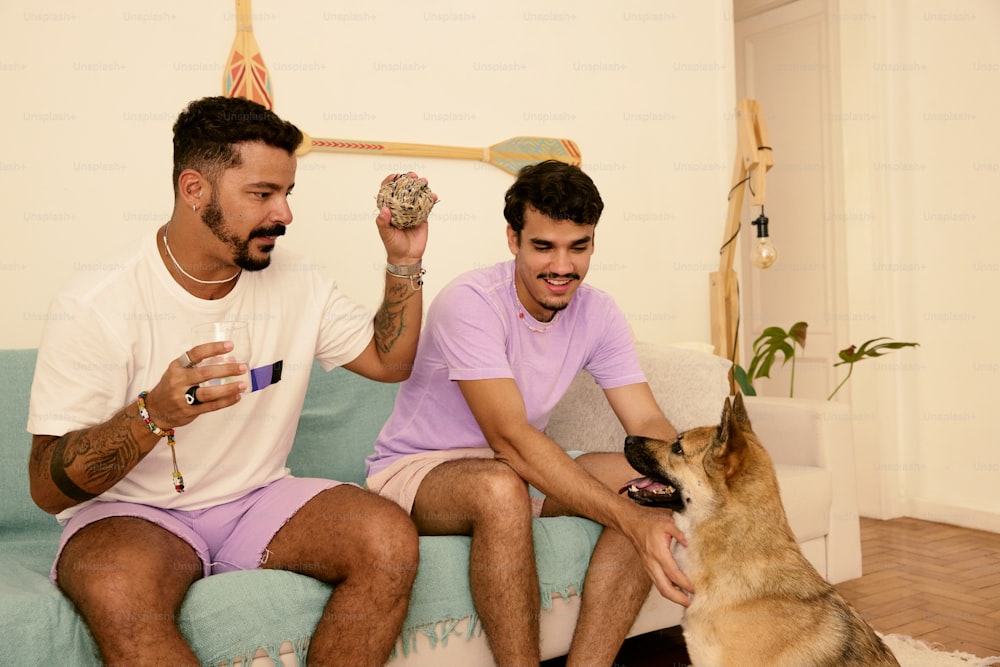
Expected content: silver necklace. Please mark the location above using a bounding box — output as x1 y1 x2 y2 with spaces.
163 224 241 285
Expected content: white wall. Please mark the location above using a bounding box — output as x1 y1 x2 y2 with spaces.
734 0 1000 532
873 0 1000 531
0 1 736 351
796 0 1000 531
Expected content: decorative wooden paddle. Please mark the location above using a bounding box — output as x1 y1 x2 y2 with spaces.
220 4 583 174
222 0 274 110
296 132 582 175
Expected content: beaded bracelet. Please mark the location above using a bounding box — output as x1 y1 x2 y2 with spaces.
137 391 185 493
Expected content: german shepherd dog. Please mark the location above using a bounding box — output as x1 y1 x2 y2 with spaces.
622 394 898 666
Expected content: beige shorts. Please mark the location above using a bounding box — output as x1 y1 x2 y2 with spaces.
367 447 586 517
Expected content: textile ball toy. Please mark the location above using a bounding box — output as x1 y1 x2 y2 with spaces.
376 174 438 229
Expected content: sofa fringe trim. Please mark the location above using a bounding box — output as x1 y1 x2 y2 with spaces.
392 580 584 658
214 635 310 667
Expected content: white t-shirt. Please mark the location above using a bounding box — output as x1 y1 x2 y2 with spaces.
28 232 373 523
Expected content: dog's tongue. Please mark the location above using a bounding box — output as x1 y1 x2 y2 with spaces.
619 476 671 495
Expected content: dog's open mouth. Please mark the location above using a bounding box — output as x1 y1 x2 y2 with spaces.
619 476 681 509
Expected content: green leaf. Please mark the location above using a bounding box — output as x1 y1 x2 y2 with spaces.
833 339 920 367
754 340 795 379
788 321 809 349
733 364 757 396
743 323 809 396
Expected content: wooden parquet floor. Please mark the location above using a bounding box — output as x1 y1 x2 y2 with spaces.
835 516 1000 659
544 516 1000 666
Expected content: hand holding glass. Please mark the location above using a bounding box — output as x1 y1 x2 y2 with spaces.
191 321 251 392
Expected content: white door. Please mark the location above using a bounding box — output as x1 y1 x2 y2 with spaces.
733 0 850 400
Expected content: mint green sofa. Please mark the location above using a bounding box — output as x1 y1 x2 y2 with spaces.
1 343 856 666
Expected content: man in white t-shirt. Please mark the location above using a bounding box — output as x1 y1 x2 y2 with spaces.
27 96 431 666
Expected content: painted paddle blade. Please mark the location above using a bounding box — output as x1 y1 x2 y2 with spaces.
223 0 274 109
298 133 582 176
487 137 581 175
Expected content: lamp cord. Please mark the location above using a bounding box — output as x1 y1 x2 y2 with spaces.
720 145 771 371
719 174 753 255
731 281 741 367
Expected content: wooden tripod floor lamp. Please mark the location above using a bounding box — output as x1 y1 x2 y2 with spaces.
710 99 773 392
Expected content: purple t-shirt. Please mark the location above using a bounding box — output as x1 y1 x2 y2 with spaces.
365 260 646 477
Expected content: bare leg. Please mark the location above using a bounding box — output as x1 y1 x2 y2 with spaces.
56 517 203 666
263 485 419 667
564 528 650 666
542 452 654 667
412 458 540 667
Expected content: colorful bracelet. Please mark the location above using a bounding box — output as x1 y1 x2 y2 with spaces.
137 391 171 437
137 391 185 493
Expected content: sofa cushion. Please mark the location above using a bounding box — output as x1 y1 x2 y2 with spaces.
0 517 605 666
0 348 54 538
288 362 400 486
546 343 732 451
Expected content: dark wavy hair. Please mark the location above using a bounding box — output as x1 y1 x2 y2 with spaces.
171 96 303 195
503 160 604 236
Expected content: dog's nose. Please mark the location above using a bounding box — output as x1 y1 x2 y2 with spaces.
624 435 643 448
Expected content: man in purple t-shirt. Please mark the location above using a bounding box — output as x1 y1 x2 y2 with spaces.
367 160 692 666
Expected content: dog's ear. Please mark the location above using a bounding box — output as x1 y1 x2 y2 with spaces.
712 397 748 481
716 396 733 443
732 393 754 434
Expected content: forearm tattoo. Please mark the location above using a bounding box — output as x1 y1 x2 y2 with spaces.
374 280 417 354
48 407 144 501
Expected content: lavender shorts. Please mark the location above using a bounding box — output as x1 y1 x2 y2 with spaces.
51 476 342 585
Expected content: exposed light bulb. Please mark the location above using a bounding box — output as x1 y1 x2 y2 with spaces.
750 211 777 269
751 237 778 269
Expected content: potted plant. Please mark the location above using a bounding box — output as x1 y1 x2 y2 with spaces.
734 322 919 400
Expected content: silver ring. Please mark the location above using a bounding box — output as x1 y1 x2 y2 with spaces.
185 386 201 406
177 351 196 368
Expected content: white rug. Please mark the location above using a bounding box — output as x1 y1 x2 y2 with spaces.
883 634 1000 667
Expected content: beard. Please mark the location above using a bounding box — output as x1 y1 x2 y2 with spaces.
538 300 570 316
529 272 580 320
201 194 285 272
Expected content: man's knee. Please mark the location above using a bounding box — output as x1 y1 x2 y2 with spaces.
473 464 532 512
575 451 638 489
414 460 533 534
57 518 199 609
348 491 420 594
340 491 419 586
366 495 419 561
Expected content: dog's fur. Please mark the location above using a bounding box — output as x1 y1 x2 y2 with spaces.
623 395 899 666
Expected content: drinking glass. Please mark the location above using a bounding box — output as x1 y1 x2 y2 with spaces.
191 321 251 392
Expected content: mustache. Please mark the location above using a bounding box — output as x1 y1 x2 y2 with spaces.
249 225 287 240
538 272 580 281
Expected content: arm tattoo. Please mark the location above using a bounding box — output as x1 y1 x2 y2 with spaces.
50 438 98 502
48 407 144 502
374 281 416 354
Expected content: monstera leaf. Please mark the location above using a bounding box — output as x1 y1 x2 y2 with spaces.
734 325 919 401
736 322 808 397
828 338 920 399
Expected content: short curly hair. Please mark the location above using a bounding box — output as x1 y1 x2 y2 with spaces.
171 96 303 195
503 160 604 235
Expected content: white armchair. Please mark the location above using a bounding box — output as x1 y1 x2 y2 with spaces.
740 395 863 585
